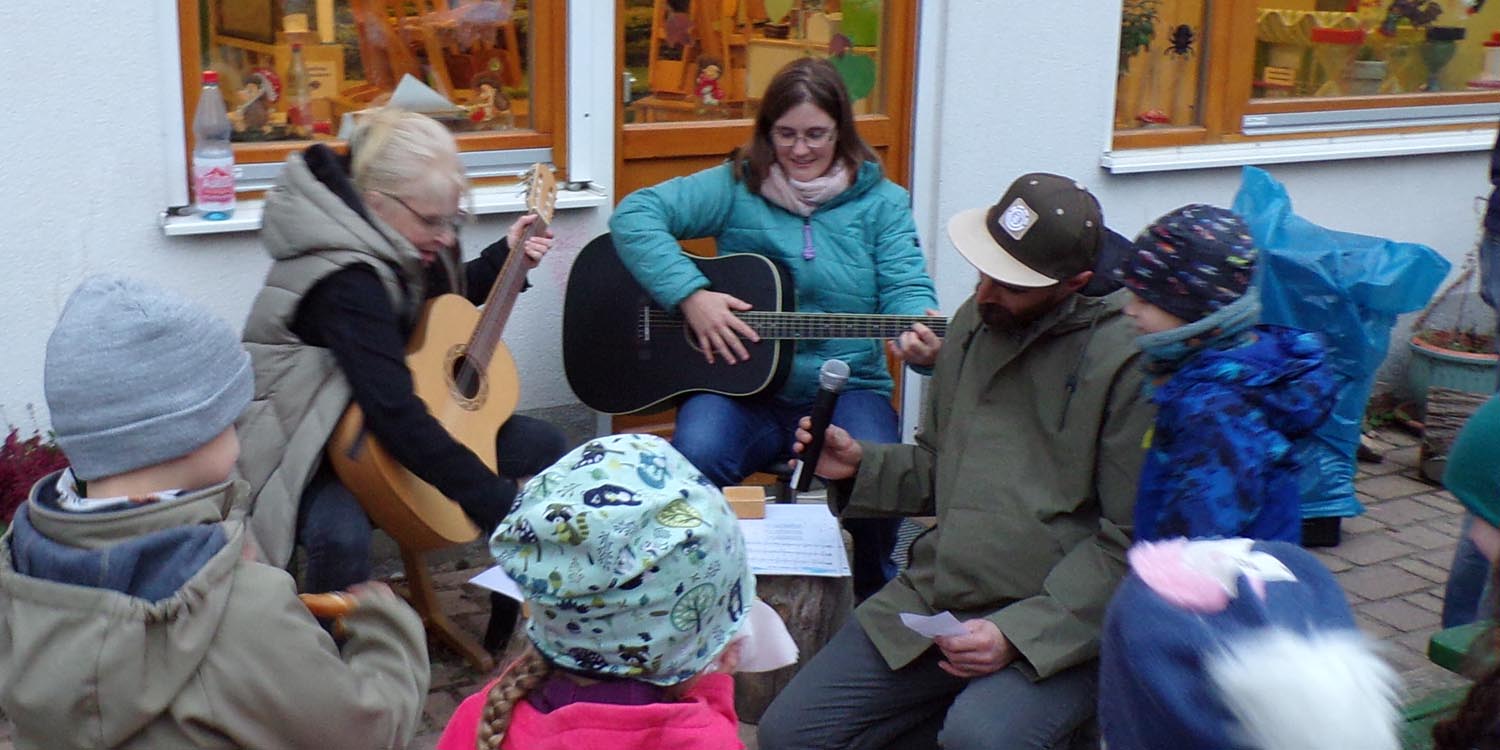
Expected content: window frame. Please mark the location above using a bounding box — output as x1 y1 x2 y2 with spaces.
175 0 570 185
1110 0 1500 153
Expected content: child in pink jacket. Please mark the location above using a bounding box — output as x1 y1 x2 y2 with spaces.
438 434 763 750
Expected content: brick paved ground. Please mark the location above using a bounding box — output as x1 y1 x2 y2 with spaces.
0 427 1478 749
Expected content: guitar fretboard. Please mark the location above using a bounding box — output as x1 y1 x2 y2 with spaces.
641 309 948 340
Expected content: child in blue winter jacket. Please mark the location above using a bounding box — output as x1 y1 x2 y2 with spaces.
1114 204 1337 543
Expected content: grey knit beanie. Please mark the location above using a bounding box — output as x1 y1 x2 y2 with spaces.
44 275 253 481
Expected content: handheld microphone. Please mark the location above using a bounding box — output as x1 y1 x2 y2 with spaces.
792 359 851 493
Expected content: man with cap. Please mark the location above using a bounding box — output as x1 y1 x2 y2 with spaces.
0 275 429 750
759 174 1154 750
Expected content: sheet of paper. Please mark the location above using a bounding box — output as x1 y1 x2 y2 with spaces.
468 564 524 602
900 611 969 639
737 503 852 577
389 74 460 113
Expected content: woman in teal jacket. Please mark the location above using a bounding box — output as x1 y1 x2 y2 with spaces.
609 58 939 599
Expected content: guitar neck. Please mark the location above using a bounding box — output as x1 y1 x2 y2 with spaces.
652 310 947 340
469 210 544 359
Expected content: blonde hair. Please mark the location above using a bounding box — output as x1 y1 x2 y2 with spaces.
348 107 465 201
476 643 553 750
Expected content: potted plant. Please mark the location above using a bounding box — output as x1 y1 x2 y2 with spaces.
1406 246 1500 417
1119 0 1161 74
0 421 67 533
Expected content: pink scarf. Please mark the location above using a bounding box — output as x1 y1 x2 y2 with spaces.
759 160 852 218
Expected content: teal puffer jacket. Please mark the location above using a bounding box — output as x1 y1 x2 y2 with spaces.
609 160 938 404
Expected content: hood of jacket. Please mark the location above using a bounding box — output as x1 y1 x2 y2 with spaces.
0 473 246 748
1157 325 1335 441
260 144 425 281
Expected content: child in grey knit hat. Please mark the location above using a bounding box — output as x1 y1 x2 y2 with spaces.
0 275 432 750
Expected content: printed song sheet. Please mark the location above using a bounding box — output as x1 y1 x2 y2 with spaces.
738 503 852 577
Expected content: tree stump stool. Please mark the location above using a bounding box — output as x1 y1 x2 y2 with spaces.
734 529 855 724
1420 386 1489 483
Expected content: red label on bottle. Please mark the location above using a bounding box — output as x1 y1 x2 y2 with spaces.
193 158 236 211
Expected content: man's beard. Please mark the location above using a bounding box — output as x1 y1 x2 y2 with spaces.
979 302 1043 334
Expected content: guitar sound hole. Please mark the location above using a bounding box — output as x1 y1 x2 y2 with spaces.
452 355 482 400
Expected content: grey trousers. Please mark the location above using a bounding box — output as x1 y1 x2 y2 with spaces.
758 619 1098 750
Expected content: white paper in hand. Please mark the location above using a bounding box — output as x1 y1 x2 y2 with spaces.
468 564 524 602
900 611 969 639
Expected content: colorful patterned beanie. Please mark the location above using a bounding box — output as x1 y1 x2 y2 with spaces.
490 434 755 686
1115 204 1258 323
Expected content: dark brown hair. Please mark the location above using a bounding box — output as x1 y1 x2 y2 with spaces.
733 57 877 192
1433 561 1500 750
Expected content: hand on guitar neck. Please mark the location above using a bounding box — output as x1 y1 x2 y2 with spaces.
678 288 762 365
889 308 945 368
507 212 554 268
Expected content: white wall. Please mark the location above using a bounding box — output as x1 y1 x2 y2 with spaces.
0 1 610 431
3 0 1491 430
911 2 1490 365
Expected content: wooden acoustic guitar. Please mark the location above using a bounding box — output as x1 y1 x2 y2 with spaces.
326 164 557 552
563 233 949 415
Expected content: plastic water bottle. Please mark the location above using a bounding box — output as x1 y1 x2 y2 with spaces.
287 44 312 139
192 70 236 220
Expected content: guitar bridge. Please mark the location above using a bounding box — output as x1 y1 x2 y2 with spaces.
639 307 652 342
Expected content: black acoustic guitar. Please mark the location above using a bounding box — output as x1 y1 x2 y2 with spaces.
563 234 948 415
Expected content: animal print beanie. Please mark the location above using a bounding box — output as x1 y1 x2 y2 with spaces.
490 434 755 686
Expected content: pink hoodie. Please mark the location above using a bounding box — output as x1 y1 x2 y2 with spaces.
436 672 743 750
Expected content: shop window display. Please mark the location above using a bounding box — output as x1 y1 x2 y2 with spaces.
194 0 539 145
621 0 890 124
1113 0 1500 149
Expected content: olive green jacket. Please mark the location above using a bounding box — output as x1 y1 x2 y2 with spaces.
833 290 1153 680
0 478 429 750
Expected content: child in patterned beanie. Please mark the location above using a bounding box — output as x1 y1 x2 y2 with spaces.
1113 204 1338 543
438 434 790 750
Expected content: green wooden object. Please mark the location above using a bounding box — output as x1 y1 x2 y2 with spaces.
1428 620 1493 675
1399 686 1469 750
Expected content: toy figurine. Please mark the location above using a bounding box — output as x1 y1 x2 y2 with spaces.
235 69 279 134
467 72 513 129
695 57 725 107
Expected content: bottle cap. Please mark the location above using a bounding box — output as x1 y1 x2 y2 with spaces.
292 42 303 52
202 70 219 85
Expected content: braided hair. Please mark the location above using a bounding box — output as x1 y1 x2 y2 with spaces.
475 643 553 750
1433 563 1500 750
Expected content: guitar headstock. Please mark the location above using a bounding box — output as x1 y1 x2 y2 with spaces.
522 163 558 227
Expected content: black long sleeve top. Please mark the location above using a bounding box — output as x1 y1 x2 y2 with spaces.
290 238 519 529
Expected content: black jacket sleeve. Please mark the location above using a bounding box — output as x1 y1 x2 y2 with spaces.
292 266 510 529
453 236 529 304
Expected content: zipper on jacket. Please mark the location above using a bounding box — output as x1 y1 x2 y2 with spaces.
801 218 815 260
1058 312 1103 431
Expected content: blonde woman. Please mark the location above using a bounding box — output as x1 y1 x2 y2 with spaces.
237 108 567 650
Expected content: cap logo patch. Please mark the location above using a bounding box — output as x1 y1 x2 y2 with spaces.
999 198 1038 242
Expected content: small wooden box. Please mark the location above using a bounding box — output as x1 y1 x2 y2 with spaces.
723 485 767 519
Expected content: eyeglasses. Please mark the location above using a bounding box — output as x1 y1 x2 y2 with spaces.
377 191 473 235
770 127 836 149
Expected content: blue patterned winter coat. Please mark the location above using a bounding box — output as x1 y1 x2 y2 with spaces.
1133 326 1336 543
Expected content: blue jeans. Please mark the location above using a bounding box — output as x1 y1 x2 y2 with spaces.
1443 514 1496 627
1443 230 1500 626
672 391 902 600
759 619 1098 750
295 414 568 594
